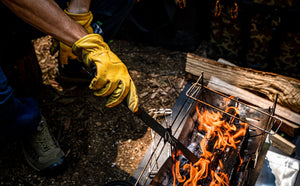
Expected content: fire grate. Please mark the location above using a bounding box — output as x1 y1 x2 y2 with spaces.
131 74 282 186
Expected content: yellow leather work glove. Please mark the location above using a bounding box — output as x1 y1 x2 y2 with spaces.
58 10 94 65
72 34 139 112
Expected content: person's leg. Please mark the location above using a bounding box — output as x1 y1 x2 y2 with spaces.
0 1 43 134
0 94 41 137
0 39 41 136
0 3 65 172
0 41 65 172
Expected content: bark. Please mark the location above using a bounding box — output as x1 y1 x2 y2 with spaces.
186 53 300 113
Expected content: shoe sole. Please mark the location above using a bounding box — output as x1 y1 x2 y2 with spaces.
22 146 65 172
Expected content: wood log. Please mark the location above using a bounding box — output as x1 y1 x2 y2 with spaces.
207 76 300 127
215 58 299 137
270 130 296 155
186 53 300 113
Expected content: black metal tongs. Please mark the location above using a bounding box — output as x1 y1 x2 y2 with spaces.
134 106 199 164
84 62 200 164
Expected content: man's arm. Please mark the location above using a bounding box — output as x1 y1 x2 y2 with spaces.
1 0 88 46
1 0 139 112
67 0 91 14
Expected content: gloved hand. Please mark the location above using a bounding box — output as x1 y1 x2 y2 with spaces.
72 34 139 112
52 10 94 65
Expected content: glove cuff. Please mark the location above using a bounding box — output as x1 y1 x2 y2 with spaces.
64 9 94 34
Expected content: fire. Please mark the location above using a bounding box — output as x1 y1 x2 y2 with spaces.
172 103 248 186
175 0 187 9
214 0 239 19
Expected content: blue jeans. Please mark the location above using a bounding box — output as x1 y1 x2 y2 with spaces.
0 54 41 137
0 0 135 136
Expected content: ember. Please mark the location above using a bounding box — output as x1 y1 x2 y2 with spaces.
172 103 248 186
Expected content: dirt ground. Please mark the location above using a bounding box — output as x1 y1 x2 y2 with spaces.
0 35 203 185
1 24 297 185
0 31 298 185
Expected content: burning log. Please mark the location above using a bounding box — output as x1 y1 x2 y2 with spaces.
185 53 300 113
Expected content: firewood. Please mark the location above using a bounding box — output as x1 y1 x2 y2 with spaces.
186 53 300 113
206 76 300 126
269 130 296 155
215 58 299 137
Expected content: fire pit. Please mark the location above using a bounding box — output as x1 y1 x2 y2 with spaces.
131 74 281 186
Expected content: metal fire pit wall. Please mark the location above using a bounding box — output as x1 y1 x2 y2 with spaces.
131 75 281 186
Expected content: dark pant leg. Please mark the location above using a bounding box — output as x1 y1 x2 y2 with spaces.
0 60 41 137
0 3 42 137
0 41 41 137
0 34 42 137
90 0 136 40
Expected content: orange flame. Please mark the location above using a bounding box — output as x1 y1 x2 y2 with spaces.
214 0 239 19
172 150 186 185
176 0 187 9
172 104 248 186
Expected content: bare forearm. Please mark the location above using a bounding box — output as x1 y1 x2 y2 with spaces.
1 0 88 46
68 0 91 14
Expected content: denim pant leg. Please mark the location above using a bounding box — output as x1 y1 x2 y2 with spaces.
0 64 13 107
0 66 41 136
0 43 41 137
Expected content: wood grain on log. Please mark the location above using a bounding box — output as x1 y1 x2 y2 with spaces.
270 130 296 155
186 53 300 113
207 76 300 126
